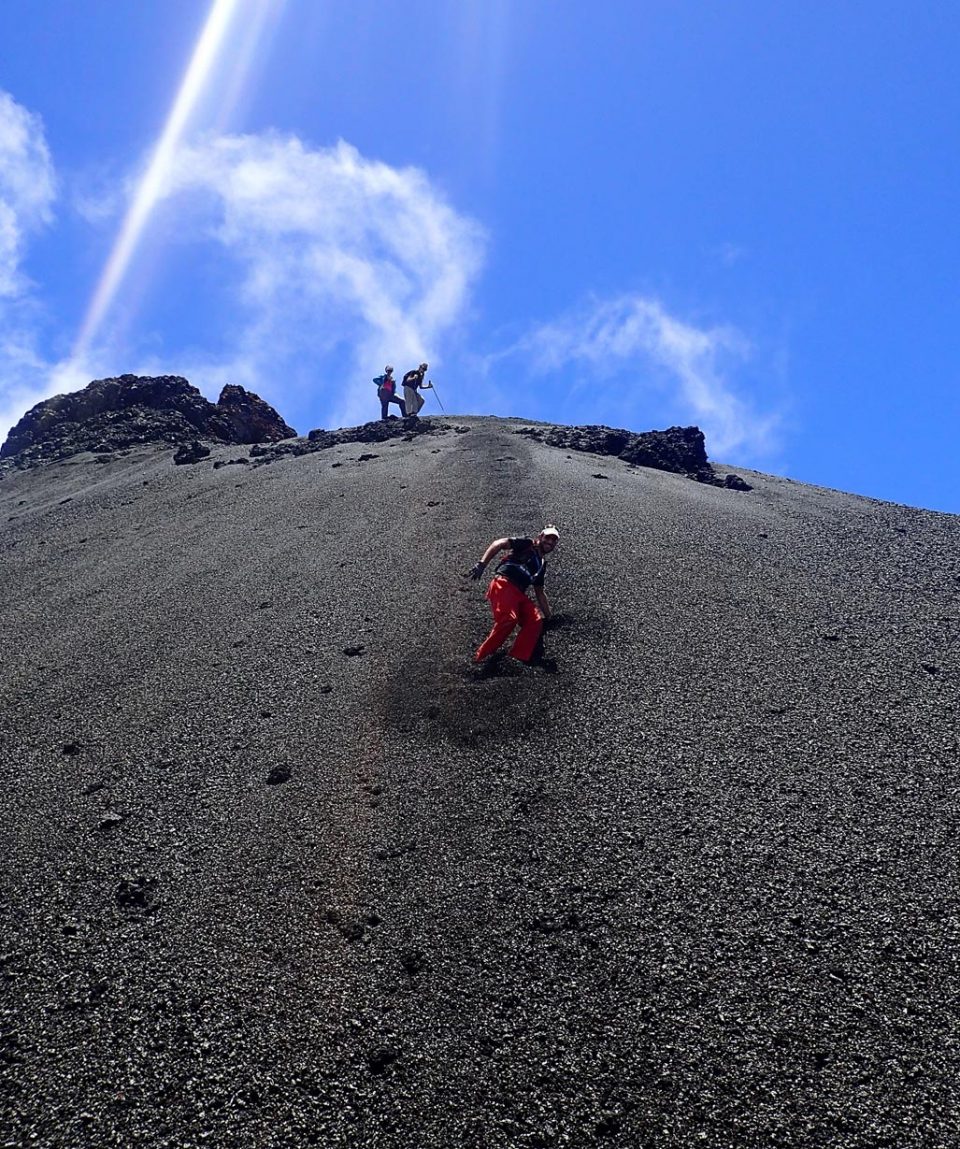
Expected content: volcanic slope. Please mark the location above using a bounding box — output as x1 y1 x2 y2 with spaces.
1 415 958 1148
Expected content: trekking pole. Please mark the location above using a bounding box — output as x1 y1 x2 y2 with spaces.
429 380 446 413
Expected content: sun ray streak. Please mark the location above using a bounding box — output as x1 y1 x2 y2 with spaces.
72 0 242 360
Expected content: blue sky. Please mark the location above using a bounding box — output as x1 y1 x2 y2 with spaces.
1 1 958 511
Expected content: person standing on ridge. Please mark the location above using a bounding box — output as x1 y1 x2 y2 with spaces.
374 366 406 420
402 362 432 417
468 527 559 664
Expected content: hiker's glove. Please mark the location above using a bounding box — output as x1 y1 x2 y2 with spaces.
468 561 486 580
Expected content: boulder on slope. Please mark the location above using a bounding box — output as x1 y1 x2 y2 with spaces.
214 385 296 444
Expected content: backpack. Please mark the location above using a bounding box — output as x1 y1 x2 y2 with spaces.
495 538 543 588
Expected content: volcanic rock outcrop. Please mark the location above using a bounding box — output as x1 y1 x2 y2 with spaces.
0 374 295 469
516 422 751 489
1 374 748 493
244 415 467 465
215 384 297 444
250 417 746 490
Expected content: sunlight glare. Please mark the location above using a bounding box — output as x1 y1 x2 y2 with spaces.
73 0 242 360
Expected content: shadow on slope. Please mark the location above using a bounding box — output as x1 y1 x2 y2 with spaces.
374 424 595 748
387 650 540 748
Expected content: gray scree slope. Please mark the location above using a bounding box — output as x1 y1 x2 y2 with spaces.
0 416 957 1148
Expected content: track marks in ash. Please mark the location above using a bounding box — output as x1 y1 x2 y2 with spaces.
379 427 556 747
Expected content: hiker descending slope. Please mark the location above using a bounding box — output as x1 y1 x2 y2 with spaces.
373 366 406 420
469 527 560 664
402 362 432 417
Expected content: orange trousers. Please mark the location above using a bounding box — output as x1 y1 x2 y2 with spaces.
475 576 543 663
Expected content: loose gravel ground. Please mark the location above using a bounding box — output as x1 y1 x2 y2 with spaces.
1 416 958 1148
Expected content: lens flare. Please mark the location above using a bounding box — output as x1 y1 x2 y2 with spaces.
73 0 242 361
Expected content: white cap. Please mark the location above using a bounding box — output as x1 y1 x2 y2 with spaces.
541 525 560 540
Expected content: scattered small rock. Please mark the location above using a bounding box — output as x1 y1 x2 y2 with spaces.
343 645 365 657
97 811 125 831
531 911 583 934
116 876 159 913
173 441 210 465
323 907 365 942
400 950 427 976
596 1112 623 1137
375 842 417 861
266 766 292 785
367 1046 399 1076
357 453 379 462
61 742 81 757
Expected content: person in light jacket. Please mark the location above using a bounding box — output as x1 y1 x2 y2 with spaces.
401 363 432 417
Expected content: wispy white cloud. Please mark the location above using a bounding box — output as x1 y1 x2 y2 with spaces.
0 90 56 297
2 115 484 443
0 81 769 459
146 132 485 427
500 294 778 458
713 241 747 267
0 90 75 443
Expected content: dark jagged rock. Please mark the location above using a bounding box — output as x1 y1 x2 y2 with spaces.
367 1046 400 1076
251 416 459 466
0 375 295 472
215 385 296 444
516 422 751 490
173 441 210 465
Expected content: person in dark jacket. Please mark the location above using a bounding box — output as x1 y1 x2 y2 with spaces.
374 366 406 420
402 362 432 417
468 527 559 663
